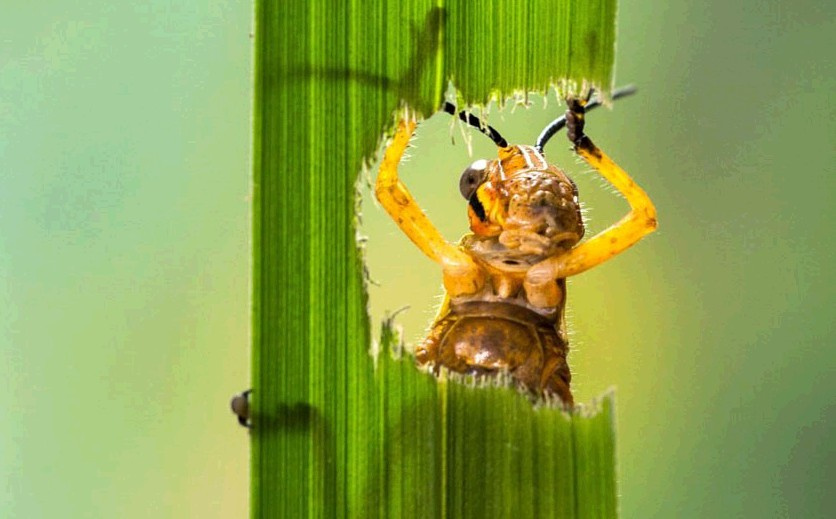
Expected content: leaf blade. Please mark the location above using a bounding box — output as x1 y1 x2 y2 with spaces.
252 1 619 517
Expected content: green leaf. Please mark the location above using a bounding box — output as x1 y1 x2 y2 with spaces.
252 1 618 517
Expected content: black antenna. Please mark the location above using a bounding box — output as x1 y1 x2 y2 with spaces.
442 102 508 148
535 85 637 153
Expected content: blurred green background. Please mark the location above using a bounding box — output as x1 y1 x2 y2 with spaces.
1 0 833 517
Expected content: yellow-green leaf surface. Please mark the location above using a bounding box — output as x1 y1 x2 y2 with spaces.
252 1 617 517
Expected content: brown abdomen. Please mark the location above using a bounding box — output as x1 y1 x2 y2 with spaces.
416 300 572 405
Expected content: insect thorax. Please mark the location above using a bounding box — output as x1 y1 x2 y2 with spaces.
451 236 568 325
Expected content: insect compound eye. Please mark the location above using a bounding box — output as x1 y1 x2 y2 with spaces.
459 159 489 200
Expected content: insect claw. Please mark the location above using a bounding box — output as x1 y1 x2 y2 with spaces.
565 101 586 145
583 87 595 103
535 85 636 152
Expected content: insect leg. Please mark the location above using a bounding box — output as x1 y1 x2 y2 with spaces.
524 99 657 306
375 118 485 296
